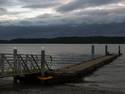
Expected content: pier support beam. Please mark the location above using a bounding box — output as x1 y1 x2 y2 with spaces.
13 76 20 84
13 76 18 84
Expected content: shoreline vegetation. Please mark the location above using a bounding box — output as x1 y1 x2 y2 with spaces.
1 36 125 44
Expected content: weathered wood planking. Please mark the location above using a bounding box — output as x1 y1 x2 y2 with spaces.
51 55 119 78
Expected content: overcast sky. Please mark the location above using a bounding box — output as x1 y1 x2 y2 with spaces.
0 0 125 26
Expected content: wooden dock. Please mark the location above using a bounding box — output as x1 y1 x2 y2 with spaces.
50 54 120 80
0 45 122 84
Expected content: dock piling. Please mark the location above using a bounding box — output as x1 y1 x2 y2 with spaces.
13 48 18 74
118 45 121 56
91 45 95 58
41 47 46 76
105 45 109 56
0 54 4 75
13 48 19 83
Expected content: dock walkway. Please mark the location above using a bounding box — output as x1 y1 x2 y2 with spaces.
50 54 120 79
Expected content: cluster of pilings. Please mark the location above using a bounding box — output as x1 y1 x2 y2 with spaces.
91 45 122 58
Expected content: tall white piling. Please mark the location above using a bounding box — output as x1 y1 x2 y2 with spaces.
41 47 46 76
13 48 18 74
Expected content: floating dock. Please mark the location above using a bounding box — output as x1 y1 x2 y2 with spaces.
49 54 120 81
0 45 122 84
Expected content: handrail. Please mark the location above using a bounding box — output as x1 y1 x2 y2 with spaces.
30 55 41 71
0 53 56 77
17 54 30 72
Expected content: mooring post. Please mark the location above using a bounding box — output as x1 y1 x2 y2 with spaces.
13 48 18 74
41 47 46 76
13 48 19 84
91 45 95 58
105 45 109 56
118 45 121 56
0 54 4 75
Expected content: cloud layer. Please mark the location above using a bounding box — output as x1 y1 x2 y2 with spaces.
0 0 125 25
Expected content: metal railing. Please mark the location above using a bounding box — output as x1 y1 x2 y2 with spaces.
0 52 53 77
0 45 119 78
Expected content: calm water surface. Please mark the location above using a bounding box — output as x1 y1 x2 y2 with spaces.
0 44 125 92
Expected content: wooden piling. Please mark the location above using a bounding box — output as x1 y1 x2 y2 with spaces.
0 54 4 75
13 48 19 83
118 45 121 55
105 45 109 55
13 48 18 74
41 48 46 76
91 45 95 58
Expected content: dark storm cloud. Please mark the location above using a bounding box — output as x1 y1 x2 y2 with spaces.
21 0 59 8
0 0 125 39
0 0 125 26
57 0 123 12
23 2 59 9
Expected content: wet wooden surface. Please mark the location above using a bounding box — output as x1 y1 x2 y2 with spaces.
52 55 119 77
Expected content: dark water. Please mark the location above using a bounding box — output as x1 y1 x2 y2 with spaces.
82 54 125 91
0 44 124 93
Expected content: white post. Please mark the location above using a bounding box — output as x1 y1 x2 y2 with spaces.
41 47 46 76
13 48 17 74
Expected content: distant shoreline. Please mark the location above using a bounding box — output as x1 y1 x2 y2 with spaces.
1 36 125 44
